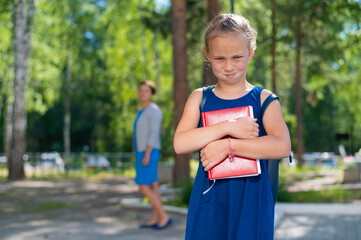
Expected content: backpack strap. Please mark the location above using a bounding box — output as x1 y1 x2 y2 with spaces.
199 85 215 112
260 93 279 122
199 85 215 128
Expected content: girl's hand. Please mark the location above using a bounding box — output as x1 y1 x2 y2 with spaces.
227 117 259 139
200 139 228 171
142 154 150 166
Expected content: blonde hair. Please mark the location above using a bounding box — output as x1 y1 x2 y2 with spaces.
204 13 257 52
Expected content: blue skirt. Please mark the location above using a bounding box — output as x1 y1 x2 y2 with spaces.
135 149 160 185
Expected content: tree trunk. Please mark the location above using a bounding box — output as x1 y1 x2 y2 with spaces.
230 0 234 13
5 97 13 161
0 97 2 121
207 0 220 21
9 0 35 180
295 0 304 167
63 57 71 171
172 0 190 184
153 30 161 101
271 0 277 94
203 0 220 86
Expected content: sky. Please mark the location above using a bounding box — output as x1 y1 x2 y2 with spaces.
154 0 170 11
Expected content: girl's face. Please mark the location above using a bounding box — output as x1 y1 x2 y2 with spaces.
204 32 253 84
138 84 153 102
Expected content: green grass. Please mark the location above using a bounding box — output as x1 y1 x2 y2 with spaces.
190 159 199 178
278 187 361 203
35 202 75 212
0 167 136 181
0 168 7 181
277 164 361 203
279 164 328 181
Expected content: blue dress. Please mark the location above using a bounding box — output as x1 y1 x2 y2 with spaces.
185 86 274 240
133 110 160 185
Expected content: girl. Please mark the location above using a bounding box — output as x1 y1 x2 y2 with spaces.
134 81 171 230
173 14 291 239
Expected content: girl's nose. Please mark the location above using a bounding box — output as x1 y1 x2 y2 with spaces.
224 60 234 71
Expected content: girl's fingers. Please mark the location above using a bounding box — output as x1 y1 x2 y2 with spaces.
204 161 215 171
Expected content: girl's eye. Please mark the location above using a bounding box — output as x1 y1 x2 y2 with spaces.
234 56 243 60
214 58 223 61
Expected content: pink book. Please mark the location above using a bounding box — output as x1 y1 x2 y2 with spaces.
201 106 261 180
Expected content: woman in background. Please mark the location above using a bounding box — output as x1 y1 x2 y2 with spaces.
133 80 171 230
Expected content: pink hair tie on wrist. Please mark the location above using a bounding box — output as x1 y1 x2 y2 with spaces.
228 137 235 162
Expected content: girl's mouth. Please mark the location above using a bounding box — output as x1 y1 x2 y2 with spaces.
225 73 236 77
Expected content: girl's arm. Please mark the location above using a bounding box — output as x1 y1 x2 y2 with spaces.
173 89 228 154
200 91 291 171
173 89 259 154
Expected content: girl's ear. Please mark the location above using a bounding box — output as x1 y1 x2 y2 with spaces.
203 46 211 62
248 48 254 60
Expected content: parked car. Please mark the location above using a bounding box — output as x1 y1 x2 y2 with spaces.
302 152 338 167
86 155 110 169
302 152 320 166
0 156 7 168
38 152 65 171
318 152 338 167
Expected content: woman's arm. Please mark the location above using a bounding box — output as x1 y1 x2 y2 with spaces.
142 145 153 166
147 106 162 149
200 92 291 171
143 107 162 166
173 89 259 154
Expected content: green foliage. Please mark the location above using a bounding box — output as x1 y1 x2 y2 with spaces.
175 179 194 207
1 0 361 158
163 178 194 208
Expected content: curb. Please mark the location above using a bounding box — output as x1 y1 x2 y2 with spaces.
120 198 188 216
121 198 361 230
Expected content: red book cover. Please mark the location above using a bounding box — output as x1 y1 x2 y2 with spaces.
201 106 261 180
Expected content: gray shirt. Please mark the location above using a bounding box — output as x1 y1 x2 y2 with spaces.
134 103 162 152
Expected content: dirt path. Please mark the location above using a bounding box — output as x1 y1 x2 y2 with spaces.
0 177 186 240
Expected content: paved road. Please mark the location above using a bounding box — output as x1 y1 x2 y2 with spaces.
275 214 361 240
1 178 361 240
274 203 361 240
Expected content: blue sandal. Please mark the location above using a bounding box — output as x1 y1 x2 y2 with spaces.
139 223 157 228
153 218 172 230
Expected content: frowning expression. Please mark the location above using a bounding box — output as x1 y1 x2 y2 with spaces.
204 32 253 84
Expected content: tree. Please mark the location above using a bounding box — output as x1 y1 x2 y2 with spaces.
294 0 304 167
271 0 277 94
172 0 190 184
203 0 219 86
63 57 71 169
8 0 35 180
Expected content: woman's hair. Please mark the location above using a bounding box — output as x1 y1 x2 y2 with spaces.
204 13 257 52
139 80 156 95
